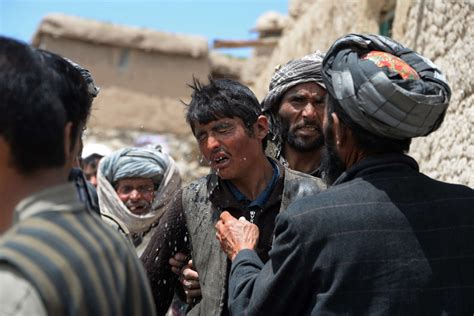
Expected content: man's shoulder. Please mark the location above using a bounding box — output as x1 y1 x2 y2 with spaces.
279 166 326 211
182 174 215 200
282 166 326 192
0 264 47 316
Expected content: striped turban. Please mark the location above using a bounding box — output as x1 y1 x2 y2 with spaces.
322 33 451 140
262 51 326 112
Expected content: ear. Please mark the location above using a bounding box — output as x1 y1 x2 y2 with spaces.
63 122 81 168
64 122 73 163
254 115 269 140
331 112 348 149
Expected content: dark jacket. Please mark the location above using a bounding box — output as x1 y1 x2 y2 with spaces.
141 161 326 316
228 154 474 315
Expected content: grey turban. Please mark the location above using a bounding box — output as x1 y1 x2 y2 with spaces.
100 147 168 185
97 146 182 237
322 33 451 140
262 51 326 112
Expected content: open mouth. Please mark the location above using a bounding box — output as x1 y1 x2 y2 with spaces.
126 202 150 215
211 152 230 168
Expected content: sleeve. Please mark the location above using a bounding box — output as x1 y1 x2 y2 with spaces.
227 211 311 316
0 265 47 316
141 190 191 316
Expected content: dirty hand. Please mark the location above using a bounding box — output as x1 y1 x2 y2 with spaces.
215 211 259 261
180 260 202 304
169 252 188 276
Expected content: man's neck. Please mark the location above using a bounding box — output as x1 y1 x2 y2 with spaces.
228 155 274 201
0 167 69 234
282 143 322 174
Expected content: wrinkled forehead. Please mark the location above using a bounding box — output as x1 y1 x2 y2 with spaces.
282 82 327 97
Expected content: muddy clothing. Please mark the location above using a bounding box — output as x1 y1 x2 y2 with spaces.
227 154 474 315
142 161 326 316
277 154 322 178
0 183 156 316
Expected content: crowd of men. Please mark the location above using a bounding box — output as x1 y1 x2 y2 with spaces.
0 32 473 316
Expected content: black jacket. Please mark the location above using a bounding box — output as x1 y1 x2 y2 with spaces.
228 154 474 315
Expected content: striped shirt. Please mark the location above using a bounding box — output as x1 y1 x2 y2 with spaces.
0 182 156 316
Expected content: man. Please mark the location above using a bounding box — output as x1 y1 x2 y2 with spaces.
141 78 325 315
0 37 156 315
81 143 112 187
262 51 326 176
97 146 182 256
172 51 329 304
216 34 474 315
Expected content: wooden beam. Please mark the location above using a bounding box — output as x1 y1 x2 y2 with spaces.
213 38 278 48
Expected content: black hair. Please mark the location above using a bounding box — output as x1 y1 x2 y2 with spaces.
0 37 92 174
185 77 268 148
81 154 103 170
326 93 411 154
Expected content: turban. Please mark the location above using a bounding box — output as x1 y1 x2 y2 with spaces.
322 33 451 140
262 51 326 112
97 146 181 235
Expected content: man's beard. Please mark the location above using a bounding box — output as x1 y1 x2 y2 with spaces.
282 118 324 153
320 124 346 186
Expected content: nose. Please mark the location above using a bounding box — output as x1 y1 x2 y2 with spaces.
302 103 317 119
129 189 141 201
207 134 220 150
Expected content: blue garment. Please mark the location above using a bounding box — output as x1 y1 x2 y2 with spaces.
225 159 279 214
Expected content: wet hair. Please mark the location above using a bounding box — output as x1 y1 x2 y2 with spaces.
0 37 92 174
185 77 268 148
326 93 411 154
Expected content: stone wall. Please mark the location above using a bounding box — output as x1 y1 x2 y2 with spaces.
251 0 472 186
392 0 473 186
250 0 386 99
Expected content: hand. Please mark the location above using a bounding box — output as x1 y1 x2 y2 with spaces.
215 211 259 261
169 252 188 276
180 260 202 304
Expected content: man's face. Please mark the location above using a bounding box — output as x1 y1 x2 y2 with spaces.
82 157 102 188
116 178 155 215
278 82 326 152
320 110 346 185
193 117 264 180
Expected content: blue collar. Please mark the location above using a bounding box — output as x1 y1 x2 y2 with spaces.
225 159 279 210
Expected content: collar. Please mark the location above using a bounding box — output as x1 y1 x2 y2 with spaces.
206 158 285 212
13 182 84 224
333 153 420 185
225 159 280 209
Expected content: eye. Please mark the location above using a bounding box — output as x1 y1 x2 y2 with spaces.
289 96 306 106
215 123 232 134
196 132 207 143
138 185 155 194
118 185 133 194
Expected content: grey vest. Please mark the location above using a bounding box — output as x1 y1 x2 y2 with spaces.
182 167 326 315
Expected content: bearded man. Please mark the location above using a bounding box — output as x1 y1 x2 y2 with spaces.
97 146 181 256
262 52 326 176
216 34 474 315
